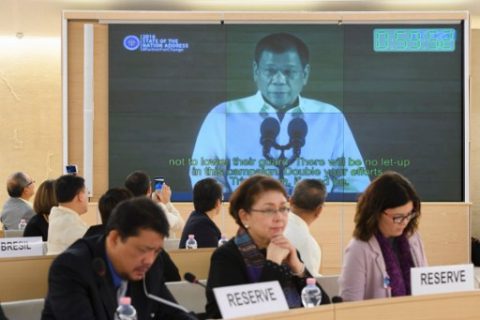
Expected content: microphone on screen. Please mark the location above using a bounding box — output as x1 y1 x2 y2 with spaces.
184 272 207 289
260 117 280 156
287 117 308 156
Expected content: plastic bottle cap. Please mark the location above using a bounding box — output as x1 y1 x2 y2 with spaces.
306 277 316 285
119 296 131 305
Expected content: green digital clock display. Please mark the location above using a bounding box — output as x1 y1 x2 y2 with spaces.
374 28 456 52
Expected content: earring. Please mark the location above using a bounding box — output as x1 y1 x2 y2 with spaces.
244 224 249 229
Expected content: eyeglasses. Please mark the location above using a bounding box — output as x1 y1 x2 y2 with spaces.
258 67 303 80
26 180 35 187
250 207 290 217
383 211 417 224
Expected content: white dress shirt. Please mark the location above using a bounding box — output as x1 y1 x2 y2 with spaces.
284 211 322 276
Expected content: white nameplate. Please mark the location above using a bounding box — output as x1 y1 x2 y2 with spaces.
213 280 288 319
0 237 43 257
411 264 475 296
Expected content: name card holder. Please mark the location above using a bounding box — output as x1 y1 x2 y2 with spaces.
411 263 475 296
213 280 289 319
0 237 44 258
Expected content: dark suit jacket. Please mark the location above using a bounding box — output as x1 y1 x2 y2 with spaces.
83 225 181 282
41 235 194 320
23 214 49 241
179 211 221 249
205 239 331 319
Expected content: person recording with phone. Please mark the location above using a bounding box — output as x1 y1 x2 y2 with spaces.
190 32 369 195
42 197 195 320
124 171 184 238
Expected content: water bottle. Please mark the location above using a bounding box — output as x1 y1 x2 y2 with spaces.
218 234 228 247
18 218 27 231
301 277 322 307
115 296 137 320
185 234 198 249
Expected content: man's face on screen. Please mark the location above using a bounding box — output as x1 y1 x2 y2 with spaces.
253 49 310 109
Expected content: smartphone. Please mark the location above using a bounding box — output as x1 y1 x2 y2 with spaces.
65 164 78 175
153 176 165 191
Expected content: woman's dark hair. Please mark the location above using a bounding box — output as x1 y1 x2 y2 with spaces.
33 180 57 216
354 171 421 241
229 175 287 227
193 178 223 213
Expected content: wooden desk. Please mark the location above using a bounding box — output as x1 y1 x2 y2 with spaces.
236 291 480 320
334 291 480 320
235 304 335 320
0 255 54 302
168 248 215 280
0 247 214 302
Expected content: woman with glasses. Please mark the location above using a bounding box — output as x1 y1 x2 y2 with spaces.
205 174 330 319
339 171 428 301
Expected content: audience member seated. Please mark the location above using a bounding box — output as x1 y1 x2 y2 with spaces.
284 179 326 277
0 171 36 230
205 175 330 319
84 187 133 237
125 170 184 238
83 187 181 282
42 197 194 320
339 171 428 301
179 178 222 249
23 179 57 241
47 174 88 255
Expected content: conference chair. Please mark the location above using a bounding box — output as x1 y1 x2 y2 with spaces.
166 280 207 314
1 298 44 320
316 275 340 298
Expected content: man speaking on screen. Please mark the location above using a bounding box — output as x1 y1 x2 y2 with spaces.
190 32 370 196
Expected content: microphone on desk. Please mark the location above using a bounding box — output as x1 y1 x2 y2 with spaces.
184 272 207 289
331 296 343 303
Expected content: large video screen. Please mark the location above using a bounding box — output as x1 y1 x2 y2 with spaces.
109 23 464 201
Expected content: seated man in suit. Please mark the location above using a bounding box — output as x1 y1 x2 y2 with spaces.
84 187 181 282
0 171 36 230
42 197 194 320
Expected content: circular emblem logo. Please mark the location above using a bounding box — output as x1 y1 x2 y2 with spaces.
123 35 140 51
